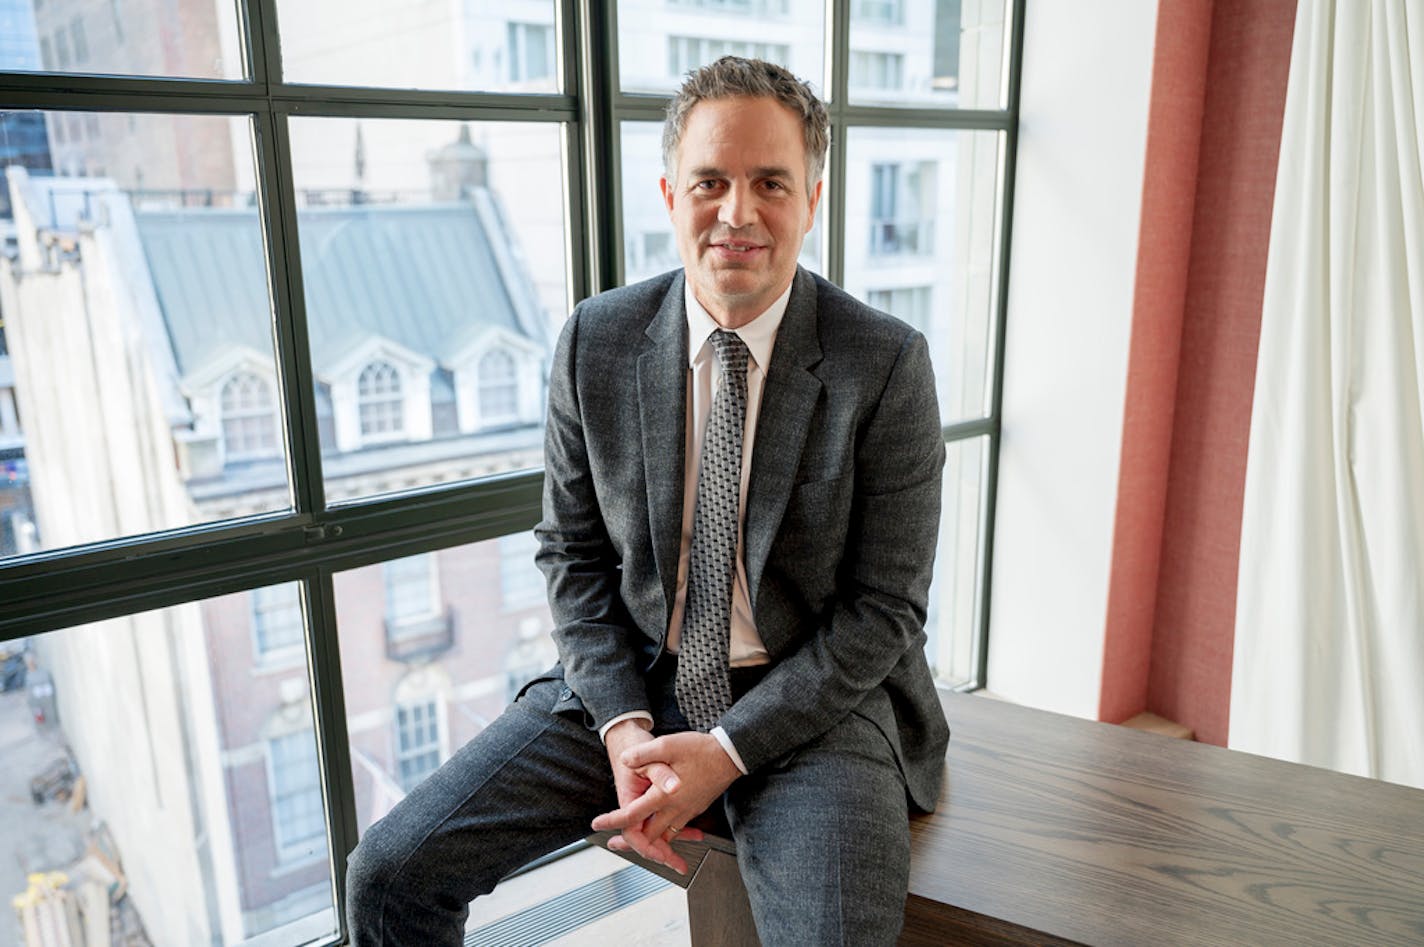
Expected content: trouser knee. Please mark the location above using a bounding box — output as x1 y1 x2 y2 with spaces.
344 820 407 924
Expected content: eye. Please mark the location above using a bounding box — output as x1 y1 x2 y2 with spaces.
694 179 722 191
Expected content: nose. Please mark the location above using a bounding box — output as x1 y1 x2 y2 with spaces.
717 182 757 229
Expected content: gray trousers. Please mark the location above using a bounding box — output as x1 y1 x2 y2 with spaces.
345 668 910 946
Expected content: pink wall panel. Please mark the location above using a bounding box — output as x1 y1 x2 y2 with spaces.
1102 0 1297 745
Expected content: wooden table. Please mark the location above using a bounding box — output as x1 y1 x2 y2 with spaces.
903 691 1424 946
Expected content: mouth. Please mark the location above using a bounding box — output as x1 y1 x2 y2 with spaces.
709 240 767 257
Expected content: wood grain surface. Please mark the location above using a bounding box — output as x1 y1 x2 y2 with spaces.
909 692 1424 946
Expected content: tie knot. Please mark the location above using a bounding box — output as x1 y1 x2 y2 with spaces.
710 330 750 374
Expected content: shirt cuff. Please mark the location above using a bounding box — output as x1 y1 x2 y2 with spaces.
710 726 749 775
598 711 654 743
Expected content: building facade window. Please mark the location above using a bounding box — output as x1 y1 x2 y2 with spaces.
477 348 519 427
866 286 932 334
869 161 932 256
667 37 790 79
357 360 404 440
251 584 303 661
394 700 441 791
220 371 278 459
850 50 904 91
507 22 554 82
383 552 438 629
667 0 790 13
69 17 88 64
53 31 70 70
851 0 904 24
268 730 324 861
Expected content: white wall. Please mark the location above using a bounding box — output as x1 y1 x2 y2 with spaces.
986 0 1158 718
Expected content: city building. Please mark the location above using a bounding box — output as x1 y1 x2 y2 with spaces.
0 147 556 939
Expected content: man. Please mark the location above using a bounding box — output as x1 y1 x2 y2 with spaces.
346 56 948 946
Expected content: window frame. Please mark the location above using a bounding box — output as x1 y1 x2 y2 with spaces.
0 1 1026 940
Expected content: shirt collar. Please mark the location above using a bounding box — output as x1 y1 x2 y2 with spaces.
684 279 792 372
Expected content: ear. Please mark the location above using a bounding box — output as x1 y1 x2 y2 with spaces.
804 178 824 233
660 176 675 214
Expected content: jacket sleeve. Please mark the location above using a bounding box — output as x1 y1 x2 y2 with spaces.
533 309 651 730
716 329 945 773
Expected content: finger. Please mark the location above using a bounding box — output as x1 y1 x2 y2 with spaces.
620 824 688 875
591 788 666 831
670 824 704 842
635 761 681 794
618 737 674 771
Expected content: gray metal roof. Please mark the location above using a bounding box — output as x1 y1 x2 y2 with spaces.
135 201 529 379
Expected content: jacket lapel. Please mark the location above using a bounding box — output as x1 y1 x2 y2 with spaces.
637 273 689 628
745 268 823 609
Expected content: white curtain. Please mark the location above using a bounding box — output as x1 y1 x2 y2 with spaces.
1231 0 1424 789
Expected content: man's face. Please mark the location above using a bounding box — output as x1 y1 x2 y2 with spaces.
661 96 822 329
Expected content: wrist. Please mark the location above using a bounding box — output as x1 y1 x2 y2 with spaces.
605 717 653 754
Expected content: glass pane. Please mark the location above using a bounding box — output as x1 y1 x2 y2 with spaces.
335 532 557 845
842 127 1000 423
277 0 560 93
1 584 337 946
286 117 568 504
926 434 986 686
0 0 245 80
618 0 825 98
847 0 1008 109
0 111 292 563
619 120 825 286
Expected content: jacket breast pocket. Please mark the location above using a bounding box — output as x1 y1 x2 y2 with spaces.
774 473 851 588
787 473 851 532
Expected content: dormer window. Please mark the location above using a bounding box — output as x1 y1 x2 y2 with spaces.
477 348 519 426
323 342 433 453
448 331 542 436
221 371 278 459
358 361 404 439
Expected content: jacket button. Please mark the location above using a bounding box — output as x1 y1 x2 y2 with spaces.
559 687 573 701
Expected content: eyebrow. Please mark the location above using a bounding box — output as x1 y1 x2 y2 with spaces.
687 165 796 181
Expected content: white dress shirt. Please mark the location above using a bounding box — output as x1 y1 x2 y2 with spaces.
599 279 793 774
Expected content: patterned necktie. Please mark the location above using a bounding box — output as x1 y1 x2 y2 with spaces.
676 329 750 732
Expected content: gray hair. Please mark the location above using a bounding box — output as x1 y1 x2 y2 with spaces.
662 56 830 186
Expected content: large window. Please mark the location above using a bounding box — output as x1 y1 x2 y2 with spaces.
1 2 1020 942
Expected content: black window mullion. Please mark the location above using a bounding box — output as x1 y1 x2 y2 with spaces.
575 0 619 294
0 523 307 641
240 0 277 86
260 109 328 519
0 80 267 112
821 0 846 285
271 86 579 118
973 0 1028 691
304 568 360 937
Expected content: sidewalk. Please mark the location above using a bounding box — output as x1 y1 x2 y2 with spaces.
0 690 90 947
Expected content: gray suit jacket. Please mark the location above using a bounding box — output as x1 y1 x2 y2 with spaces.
535 266 950 812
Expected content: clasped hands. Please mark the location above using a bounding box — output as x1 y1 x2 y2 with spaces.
592 718 741 875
